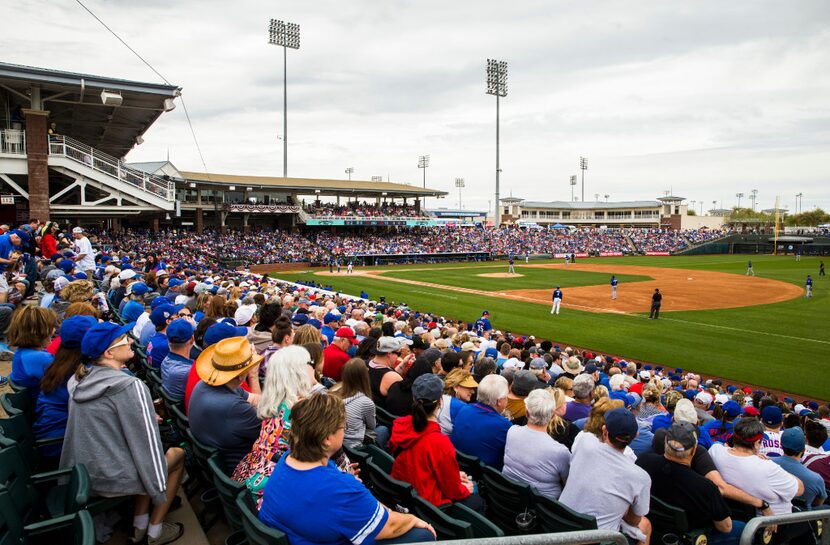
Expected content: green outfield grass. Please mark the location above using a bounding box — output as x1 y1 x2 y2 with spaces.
278 255 829 399
380 264 650 290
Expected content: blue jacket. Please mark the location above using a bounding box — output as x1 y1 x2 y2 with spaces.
10 348 54 399
451 402 511 470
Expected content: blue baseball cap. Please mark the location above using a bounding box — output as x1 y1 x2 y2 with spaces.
10 229 30 244
150 296 168 310
291 314 308 326
203 321 248 347
58 259 75 273
210 286 219 295
761 406 783 426
122 300 145 324
59 315 98 349
722 400 743 418
81 321 132 360
604 408 638 439
149 304 183 327
73 271 88 280
168 278 184 288
484 347 499 359
323 313 340 324
307 318 322 330
781 427 806 452
167 318 195 343
129 282 150 296
100 255 112 262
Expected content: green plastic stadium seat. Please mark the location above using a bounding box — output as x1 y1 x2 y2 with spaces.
478 464 534 535
342 444 372 480
0 413 64 473
0 389 35 424
442 503 504 538
235 489 290 545
365 459 413 513
530 489 597 533
409 493 472 539
363 443 395 474
455 449 483 481
207 453 246 531
374 405 398 429
649 496 710 545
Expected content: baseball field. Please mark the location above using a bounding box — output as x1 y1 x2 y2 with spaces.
278 255 829 399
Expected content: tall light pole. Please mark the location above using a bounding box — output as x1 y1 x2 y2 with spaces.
736 192 744 208
417 155 430 187
579 157 588 202
691 199 696 213
750 189 758 211
268 19 300 178
569 175 577 202
795 192 803 214
486 59 508 228
594 193 600 202
712 200 717 214
345 167 354 180
604 194 609 202
371 175 383 182
455 178 465 209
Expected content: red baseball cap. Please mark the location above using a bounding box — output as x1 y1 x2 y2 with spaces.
335 326 359 344
743 406 760 417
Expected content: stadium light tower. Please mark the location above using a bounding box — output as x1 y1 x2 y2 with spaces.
569 175 577 202
604 194 609 202
691 199 696 213
345 167 354 180
594 193 600 202
268 19 300 178
455 178 465 209
795 192 803 214
750 189 758 211
579 157 588 202
486 59 508 227
417 155 430 188
736 192 744 208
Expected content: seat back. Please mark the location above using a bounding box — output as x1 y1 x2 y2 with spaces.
479 464 533 534
649 495 690 534
234 489 290 545
455 450 483 481
442 503 505 538
374 405 398 429
0 414 39 472
363 444 395 474
409 493 472 540
365 460 413 512
0 486 24 545
169 403 190 437
531 489 597 533
0 390 35 424
49 464 92 517
207 453 245 530
0 446 37 522
342 444 372 479
73 510 95 545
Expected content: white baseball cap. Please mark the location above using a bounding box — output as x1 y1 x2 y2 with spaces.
72 227 84 234
694 392 714 406
118 269 140 281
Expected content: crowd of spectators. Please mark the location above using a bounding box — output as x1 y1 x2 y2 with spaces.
1 218 827 545
306 201 426 218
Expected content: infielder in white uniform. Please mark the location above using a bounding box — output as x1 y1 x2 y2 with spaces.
551 285 563 315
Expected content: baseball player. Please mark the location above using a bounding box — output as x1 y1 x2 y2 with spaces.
610 275 618 300
806 275 813 298
347 260 353 274
796 250 801 262
564 254 570 267
508 256 515 274
525 252 529 264
746 260 754 276
336 259 341 274
819 261 825 276
551 285 563 315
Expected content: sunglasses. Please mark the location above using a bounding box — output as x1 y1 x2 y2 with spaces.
108 335 132 351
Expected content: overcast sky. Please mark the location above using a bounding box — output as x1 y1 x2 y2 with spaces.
8 0 830 213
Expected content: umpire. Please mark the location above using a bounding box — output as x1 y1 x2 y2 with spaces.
648 288 662 319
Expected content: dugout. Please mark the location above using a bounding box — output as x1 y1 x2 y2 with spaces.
351 251 492 266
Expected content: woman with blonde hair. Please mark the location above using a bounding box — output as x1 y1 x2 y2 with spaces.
546 387 579 450
553 375 574 401
233 345 314 505
8 306 57 399
293 324 322 346
443 368 478 402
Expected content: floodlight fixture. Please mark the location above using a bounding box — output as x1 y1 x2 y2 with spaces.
371 176 383 182
579 157 588 202
345 167 354 180
736 192 744 208
455 178 465 209
569 175 577 201
268 18 301 179
486 58 508 227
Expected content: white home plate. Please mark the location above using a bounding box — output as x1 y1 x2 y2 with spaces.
687 277 693 280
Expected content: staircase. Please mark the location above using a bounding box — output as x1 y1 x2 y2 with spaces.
623 233 638 253
48 135 175 210
296 207 311 224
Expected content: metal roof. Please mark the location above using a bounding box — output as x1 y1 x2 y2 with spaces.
0 62 180 158
127 161 169 174
519 200 662 210
178 171 447 198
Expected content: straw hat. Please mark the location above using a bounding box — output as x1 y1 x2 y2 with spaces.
195 336 263 386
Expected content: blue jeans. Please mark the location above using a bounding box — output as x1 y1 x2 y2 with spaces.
708 520 745 545
377 527 435 543
375 425 390 451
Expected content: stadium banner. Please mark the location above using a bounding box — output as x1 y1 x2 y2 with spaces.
599 252 624 257
306 219 441 227
552 252 590 258
645 251 671 256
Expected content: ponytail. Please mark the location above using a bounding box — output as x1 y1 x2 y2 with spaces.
411 397 439 433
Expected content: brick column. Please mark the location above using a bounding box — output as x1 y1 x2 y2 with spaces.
195 207 204 233
23 109 50 221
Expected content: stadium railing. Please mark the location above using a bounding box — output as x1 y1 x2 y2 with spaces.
408 529 628 545
739 510 830 545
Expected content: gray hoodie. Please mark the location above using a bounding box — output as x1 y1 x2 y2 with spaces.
60 366 168 505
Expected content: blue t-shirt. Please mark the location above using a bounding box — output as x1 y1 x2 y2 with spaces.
651 413 673 432
701 419 735 444
321 325 336 344
259 457 389 545
33 379 70 457
148 332 169 369
451 402 511 470
9 348 54 398
0 234 15 272
160 352 193 401
188 382 261 473
139 322 155 346
772 456 828 508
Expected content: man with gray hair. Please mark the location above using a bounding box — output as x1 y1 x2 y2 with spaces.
637 422 742 545
503 390 571 499
451 374 511 470
563 374 594 422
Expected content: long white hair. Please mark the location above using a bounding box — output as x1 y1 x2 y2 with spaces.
257 345 314 420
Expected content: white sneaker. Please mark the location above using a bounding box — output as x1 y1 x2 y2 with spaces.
147 522 184 545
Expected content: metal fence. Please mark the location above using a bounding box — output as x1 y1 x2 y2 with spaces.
0 128 25 155
739 509 830 545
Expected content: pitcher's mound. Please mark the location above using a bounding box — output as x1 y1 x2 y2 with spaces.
477 273 524 278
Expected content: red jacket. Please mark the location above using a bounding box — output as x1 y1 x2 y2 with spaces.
41 233 57 258
389 417 470 506
322 343 350 382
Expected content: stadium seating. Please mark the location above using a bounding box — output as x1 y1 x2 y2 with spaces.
647 496 710 545
206 453 246 532
478 464 535 535
234 490 290 545
364 459 414 513
530 490 597 533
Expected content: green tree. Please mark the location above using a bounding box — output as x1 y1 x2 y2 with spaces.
784 208 830 227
